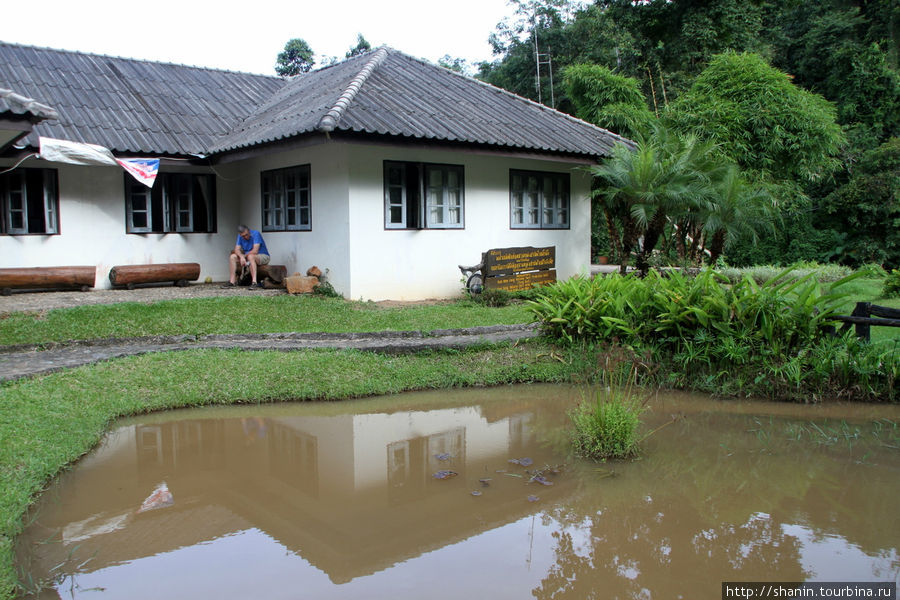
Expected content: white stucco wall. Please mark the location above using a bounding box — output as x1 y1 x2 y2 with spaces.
229 142 352 294
1 140 591 299
345 143 592 301
0 158 240 289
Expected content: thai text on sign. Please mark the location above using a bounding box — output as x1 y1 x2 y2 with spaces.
484 246 556 277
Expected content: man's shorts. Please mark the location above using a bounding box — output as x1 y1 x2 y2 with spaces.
257 254 271 265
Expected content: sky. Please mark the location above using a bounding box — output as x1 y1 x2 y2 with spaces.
1 0 518 75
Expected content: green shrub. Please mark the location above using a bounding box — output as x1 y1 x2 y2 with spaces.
469 288 512 307
527 267 853 352
467 285 548 307
529 267 897 401
313 281 343 298
883 270 900 298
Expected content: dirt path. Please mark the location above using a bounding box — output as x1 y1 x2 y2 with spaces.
0 285 540 381
0 324 540 382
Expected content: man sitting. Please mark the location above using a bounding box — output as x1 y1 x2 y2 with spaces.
222 225 270 289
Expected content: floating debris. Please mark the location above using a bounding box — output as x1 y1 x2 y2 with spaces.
471 490 483 496
509 457 533 467
432 470 458 480
434 453 452 461
529 475 554 486
527 495 540 503
137 482 174 514
504 473 524 479
479 478 492 487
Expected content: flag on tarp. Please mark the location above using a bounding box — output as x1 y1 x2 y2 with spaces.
38 137 160 188
117 158 159 188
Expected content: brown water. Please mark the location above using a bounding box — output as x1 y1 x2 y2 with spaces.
16 385 900 599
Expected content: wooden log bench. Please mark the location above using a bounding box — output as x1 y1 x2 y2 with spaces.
109 263 201 289
0 266 96 295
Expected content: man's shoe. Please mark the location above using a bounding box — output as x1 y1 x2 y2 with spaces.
220 281 236 288
248 282 260 290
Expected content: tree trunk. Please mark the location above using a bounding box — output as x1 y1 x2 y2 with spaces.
603 207 622 265
636 210 667 275
707 230 726 265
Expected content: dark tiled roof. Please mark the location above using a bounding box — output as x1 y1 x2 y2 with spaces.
0 42 284 156
0 87 58 120
0 42 628 159
215 47 629 157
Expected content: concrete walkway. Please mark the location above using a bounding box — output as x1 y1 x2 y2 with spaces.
0 324 540 382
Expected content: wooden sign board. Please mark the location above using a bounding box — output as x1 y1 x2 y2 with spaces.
486 269 556 292
483 246 556 277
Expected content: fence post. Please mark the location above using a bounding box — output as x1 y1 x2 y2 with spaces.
851 302 872 342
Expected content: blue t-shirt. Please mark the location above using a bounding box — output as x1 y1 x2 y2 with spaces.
236 229 269 256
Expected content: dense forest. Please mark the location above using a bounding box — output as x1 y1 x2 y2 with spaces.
475 0 899 269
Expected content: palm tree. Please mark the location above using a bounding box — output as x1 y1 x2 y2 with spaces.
591 125 724 274
698 166 775 264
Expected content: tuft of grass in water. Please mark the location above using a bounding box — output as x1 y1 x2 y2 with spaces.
570 392 645 460
569 366 647 461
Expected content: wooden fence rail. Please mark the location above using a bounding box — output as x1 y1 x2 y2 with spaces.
832 302 900 342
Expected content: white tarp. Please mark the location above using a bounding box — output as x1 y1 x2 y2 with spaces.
38 136 159 188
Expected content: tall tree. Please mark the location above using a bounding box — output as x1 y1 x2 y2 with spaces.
563 64 655 138
697 166 775 264
346 34 372 58
275 38 315 77
819 137 900 268
590 126 727 273
664 52 845 187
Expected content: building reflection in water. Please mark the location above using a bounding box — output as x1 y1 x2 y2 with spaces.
16 387 900 599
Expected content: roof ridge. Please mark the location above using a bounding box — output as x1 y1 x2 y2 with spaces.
317 47 389 132
0 40 281 81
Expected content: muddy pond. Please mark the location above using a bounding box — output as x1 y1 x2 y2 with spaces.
16 384 900 599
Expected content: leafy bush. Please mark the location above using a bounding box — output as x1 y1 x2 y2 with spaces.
466 286 545 307
529 268 897 401
312 281 343 298
883 270 900 298
527 267 853 352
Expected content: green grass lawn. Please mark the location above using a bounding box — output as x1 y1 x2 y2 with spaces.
0 295 533 347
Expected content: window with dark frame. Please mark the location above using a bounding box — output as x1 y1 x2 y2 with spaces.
510 170 570 229
0 168 59 235
261 164 311 232
125 172 216 234
384 161 464 229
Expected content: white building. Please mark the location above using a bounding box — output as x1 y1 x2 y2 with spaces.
0 43 628 300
